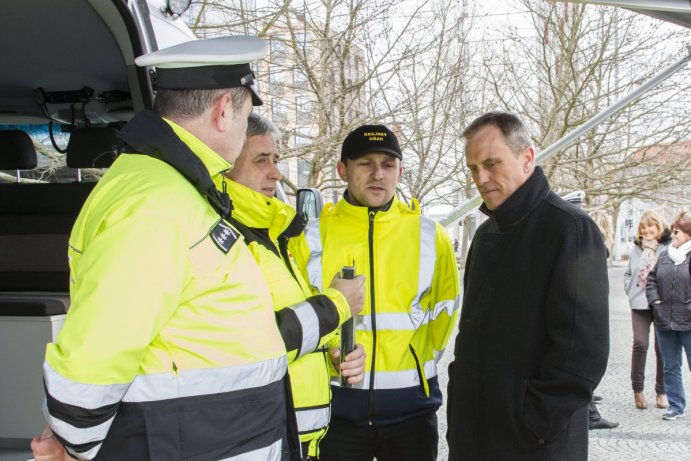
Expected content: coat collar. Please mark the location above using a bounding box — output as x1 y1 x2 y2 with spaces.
164 118 231 179
480 166 551 232
225 179 298 240
327 193 421 222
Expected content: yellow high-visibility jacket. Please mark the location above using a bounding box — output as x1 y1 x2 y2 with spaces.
291 195 460 426
43 116 288 460
227 179 351 458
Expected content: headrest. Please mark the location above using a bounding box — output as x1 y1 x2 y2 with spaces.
0 130 38 169
66 127 120 168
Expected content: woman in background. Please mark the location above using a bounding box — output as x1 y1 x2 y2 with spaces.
624 210 670 410
589 210 613 259
646 210 691 421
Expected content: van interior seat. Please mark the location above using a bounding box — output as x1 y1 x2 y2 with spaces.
0 127 119 316
0 130 37 170
66 126 119 169
0 130 38 182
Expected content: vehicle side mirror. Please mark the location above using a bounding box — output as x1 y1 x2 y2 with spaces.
562 190 585 208
296 188 323 221
164 0 191 17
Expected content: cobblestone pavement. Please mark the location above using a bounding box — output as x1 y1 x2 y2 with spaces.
436 262 691 460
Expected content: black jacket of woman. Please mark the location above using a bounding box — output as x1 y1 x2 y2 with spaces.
646 250 691 331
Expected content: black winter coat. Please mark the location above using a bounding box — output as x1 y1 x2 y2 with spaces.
446 168 610 461
646 251 691 331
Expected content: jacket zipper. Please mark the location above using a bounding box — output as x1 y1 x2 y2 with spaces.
367 210 377 425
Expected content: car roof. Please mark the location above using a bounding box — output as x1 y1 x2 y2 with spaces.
0 0 152 126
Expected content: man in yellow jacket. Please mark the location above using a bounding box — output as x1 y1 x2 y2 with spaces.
32 37 303 461
291 125 461 460
225 113 365 459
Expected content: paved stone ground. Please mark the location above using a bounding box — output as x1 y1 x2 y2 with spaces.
437 262 691 460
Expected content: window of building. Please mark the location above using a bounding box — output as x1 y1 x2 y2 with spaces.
294 126 310 147
293 69 308 88
297 158 310 187
269 66 285 94
272 97 287 124
270 39 286 61
295 96 313 125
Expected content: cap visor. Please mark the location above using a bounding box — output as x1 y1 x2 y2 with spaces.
248 86 263 106
348 147 401 160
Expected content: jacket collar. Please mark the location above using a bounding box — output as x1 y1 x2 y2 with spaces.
480 166 551 232
225 179 298 240
328 193 420 222
164 118 231 179
118 110 233 220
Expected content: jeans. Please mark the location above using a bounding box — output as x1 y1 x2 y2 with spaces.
631 309 665 394
655 329 691 413
319 412 438 461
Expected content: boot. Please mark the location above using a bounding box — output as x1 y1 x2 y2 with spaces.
656 394 668 409
634 392 648 410
589 402 619 430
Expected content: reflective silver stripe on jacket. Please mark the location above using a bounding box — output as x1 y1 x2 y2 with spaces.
123 356 287 402
291 301 321 357
331 358 437 389
431 298 459 321
305 219 324 292
43 362 129 409
295 405 330 432
42 400 112 449
356 300 457 332
219 438 283 461
358 312 418 331
410 217 436 328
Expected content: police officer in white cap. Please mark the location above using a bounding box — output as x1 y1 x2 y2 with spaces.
32 36 303 461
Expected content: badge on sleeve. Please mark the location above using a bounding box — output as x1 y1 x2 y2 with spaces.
210 220 239 254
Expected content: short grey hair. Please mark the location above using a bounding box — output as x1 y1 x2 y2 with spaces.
462 111 532 156
246 112 280 141
153 87 250 120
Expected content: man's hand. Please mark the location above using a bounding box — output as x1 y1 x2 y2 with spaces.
330 344 365 384
31 427 77 461
329 272 365 316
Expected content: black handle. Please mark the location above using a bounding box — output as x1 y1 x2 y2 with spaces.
340 266 355 387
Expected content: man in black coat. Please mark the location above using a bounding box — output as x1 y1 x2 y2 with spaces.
446 112 610 461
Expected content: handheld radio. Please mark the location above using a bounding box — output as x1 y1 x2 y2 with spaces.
340 265 356 387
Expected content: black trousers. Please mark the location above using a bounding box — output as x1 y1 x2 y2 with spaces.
319 412 438 461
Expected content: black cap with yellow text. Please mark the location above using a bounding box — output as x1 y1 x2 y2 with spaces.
135 36 266 106
341 124 402 161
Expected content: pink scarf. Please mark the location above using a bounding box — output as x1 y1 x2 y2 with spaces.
637 239 659 287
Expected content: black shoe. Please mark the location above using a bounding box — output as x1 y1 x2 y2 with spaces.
589 403 619 430
592 394 603 403
589 415 619 430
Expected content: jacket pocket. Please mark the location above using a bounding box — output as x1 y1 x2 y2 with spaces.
409 344 430 397
520 379 545 449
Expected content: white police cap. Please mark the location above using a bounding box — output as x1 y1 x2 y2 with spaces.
135 36 267 106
